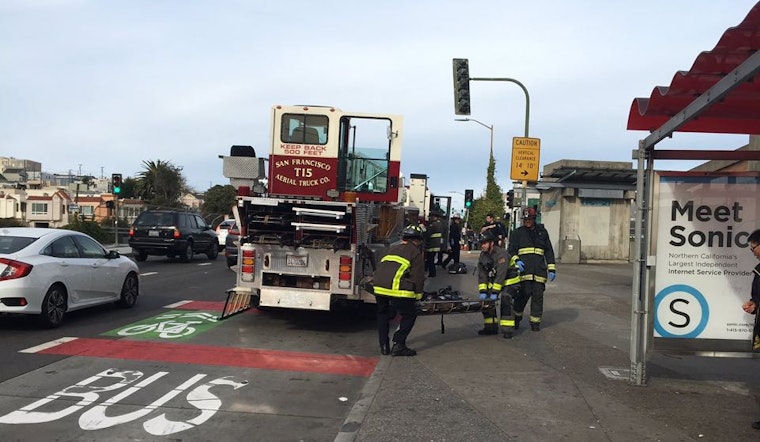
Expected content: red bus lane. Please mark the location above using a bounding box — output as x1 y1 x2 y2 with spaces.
0 300 379 440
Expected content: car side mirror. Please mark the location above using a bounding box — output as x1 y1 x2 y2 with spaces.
108 250 121 259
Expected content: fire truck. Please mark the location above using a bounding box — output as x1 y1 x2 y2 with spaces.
219 105 410 317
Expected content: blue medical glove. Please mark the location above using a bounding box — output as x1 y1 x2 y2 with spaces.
478 292 488 300
548 271 556 282
516 260 525 272
489 293 498 301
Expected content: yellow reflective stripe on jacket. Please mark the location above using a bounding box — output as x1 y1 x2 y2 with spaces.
519 274 547 283
491 282 503 291
517 247 545 256
375 254 417 298
478 283 489 291
505 275 521 286
373 287 418 298
430 233 442 237
547 263 556 271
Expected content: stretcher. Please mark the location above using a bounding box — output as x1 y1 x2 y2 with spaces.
417 296 496 334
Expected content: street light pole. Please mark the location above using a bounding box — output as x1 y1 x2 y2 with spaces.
455 118 493 156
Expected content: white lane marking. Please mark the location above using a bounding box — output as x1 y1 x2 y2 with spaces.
141 272 158 276
163 300 193 309
197 263 212 266
20 337 78 354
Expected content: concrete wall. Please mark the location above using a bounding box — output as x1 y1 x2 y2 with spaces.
542 187 633 262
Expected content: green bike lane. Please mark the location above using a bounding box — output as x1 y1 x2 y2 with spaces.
0 299 380 441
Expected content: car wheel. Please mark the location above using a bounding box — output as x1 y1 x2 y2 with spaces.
179 242 194 262
207 243 219 260
39 284 67 328
117 273 139 308
135 251 148 262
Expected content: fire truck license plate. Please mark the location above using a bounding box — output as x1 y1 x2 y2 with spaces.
286 254 308 267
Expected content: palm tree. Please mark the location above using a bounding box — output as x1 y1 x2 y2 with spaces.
135 160 187 208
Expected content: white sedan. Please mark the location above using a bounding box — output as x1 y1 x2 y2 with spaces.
0 227 140 327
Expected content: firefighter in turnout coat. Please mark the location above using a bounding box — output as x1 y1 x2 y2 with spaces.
424 209 444 277
508 207 556 331
372 225 426 356
477 230 520 337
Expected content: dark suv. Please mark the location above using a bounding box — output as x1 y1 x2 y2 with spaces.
128 210 218 262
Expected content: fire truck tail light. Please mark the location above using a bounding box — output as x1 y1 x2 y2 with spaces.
338 256 352 288
240 244 256 282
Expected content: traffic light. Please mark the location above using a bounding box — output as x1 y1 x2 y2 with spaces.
464 189 473 208
507 190 514 208
452 58 471 115
111 173 122 195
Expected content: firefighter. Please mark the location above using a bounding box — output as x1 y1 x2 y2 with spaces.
424 209 444 277
476 230 518 337
507 207 556 331
372 224 426 356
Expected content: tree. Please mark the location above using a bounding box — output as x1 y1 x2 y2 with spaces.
135 160 187 209
468 146 506 233
201 184 238 225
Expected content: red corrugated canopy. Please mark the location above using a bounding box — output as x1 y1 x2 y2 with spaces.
627 2 760 135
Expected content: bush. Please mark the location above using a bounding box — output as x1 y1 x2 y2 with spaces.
61 218 109 244
0 218 26 228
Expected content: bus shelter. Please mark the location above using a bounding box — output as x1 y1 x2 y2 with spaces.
626 3 760 386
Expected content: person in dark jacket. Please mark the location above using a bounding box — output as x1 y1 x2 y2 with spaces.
740 229 760 430
424 210 444 277
441 214 462 269
508 207 556 331
373 225 426 356
476 230 520 337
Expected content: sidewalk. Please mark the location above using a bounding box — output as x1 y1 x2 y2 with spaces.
342 258 760 442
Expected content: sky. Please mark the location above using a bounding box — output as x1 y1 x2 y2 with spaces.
1 0 757 210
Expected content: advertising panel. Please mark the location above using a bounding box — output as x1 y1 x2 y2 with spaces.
653 173 760 352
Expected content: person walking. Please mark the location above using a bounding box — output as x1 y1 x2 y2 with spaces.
372 225 426 357
424 210 444 277
508 207 556 331
740 229 760 429
476 230 519 337
441 214 462 269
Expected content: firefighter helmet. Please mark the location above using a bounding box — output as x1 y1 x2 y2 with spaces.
522 207 537 219
479 230 497 243
401 224 424 240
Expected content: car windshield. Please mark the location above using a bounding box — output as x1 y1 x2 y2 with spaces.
0 236 37 254
135 212 174 226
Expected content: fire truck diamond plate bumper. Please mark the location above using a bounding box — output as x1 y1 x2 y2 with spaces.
259 288 332 311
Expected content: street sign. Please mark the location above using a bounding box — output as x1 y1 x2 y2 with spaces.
510 137 541 181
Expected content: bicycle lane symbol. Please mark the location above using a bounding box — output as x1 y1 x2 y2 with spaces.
103 311 222 340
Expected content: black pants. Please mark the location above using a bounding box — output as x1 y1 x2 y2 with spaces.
499 288 516 331
442 243 461 267
376 296 418 348
513 280 545 324
425 251 437 276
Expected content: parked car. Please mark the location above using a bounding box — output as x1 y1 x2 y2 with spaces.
224 222 240 268
216 219 235 251
128 210 218 262
0 227 140 328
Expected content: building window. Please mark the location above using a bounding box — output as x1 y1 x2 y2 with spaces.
31 202 48 215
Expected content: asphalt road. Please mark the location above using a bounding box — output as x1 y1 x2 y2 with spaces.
2 251 760 441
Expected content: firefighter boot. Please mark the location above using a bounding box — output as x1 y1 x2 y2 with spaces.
380 341 391 355
530 322 541 332
478 328 498 336
514 316 522 330
391 343 417 357
503 330 513 339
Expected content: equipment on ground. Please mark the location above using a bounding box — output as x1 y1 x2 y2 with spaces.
448 262 467 274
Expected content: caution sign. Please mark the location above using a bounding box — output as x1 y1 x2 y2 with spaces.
510 137 541 181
